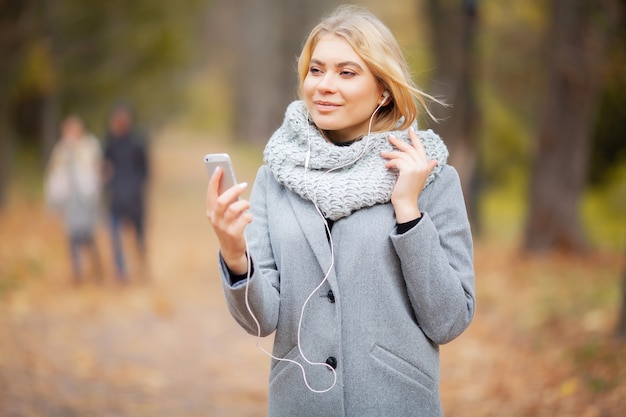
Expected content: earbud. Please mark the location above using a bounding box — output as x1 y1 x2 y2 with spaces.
380 91 391 105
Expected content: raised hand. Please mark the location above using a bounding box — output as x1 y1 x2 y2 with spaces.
206 166 251 274
380 127 438 223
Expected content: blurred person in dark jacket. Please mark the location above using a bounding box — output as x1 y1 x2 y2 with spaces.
103 104 150 281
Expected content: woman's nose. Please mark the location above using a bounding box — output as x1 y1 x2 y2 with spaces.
316 73 337 94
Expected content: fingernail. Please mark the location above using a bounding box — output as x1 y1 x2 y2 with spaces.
409 126 415 133
213 166 221 174
239 182 248 189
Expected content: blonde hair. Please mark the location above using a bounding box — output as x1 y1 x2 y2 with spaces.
297 5 441 132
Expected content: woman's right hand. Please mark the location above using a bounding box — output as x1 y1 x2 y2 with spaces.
206 166 252 274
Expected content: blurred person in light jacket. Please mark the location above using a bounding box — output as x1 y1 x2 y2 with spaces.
45 115 103 283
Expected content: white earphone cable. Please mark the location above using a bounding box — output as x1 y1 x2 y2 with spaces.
242 100 385 394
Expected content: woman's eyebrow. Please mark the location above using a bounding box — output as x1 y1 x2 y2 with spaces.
336 61 363 70
310 58 363 71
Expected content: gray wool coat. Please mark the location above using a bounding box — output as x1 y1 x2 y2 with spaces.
218 163 475 417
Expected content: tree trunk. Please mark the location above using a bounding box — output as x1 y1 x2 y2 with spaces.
40 0 60 165
230 0 337 144
617 246 626 339
0 58 15 207
0 0 31 208
0 116 14 209
524 0 612 252
277 0 338 112
232 0 280 144
424 0 482 230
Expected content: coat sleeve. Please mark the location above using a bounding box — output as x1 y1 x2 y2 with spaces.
218 166 281 337
390 165 475 345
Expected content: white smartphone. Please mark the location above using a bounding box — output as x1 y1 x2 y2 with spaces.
204 153 238 195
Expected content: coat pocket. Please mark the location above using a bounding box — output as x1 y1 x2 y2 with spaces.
269 344 300 385
269 344 337 395
369 344 436 393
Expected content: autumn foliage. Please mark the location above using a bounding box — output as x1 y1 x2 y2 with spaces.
0 136 623 416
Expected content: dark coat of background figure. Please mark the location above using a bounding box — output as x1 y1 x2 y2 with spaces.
103 105 150 280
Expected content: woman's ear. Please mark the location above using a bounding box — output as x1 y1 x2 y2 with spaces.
380 90 391 105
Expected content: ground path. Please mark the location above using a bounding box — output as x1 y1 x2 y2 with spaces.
0 130 623 416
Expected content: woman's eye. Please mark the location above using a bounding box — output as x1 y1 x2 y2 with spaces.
309 67 322 75
340 70 356 77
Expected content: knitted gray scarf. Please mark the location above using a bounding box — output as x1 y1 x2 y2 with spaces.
264 100 449 221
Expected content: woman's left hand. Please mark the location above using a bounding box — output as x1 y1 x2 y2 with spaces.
380 127 438 223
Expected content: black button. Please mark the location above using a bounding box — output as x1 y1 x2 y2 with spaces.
327 290 335 303
326 356 337 369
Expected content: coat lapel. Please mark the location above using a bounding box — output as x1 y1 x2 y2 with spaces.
285 190 334 275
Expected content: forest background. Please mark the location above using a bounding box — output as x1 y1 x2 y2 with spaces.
1 0 625 416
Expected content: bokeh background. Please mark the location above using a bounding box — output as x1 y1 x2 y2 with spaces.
1 0 625 416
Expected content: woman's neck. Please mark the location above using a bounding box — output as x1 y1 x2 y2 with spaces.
322 130 364 146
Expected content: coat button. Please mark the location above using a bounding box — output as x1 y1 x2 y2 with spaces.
327 289 335 303
326 356 337 369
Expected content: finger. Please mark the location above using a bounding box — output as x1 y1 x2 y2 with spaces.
387 134 415 154
388 134 427 165
218 182 249 208
206 166 223 214
230 210 253 233
382 147 413 169
211 183 249 229
380 149 411 162
382 134 418 163
407 129 438 173
220 208 253 245
221 198 251 223
408 127 428 159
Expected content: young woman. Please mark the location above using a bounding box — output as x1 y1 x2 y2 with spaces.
206 5 475 416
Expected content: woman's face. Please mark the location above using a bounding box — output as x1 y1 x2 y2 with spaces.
61 118 84 144
302 34 384 143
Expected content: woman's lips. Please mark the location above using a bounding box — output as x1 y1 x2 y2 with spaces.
313 101 341 111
